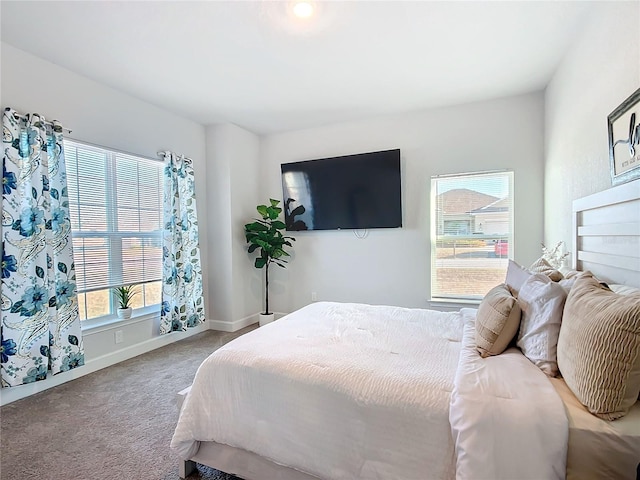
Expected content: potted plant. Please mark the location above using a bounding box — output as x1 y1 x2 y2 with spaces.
244 199 295 326
113 284 138 319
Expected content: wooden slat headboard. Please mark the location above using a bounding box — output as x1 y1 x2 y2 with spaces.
572 179 640 288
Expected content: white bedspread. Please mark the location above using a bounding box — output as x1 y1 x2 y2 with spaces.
172 302 464 480
450 309 569 479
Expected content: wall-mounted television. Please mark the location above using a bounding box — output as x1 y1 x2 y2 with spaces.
281 148 402 231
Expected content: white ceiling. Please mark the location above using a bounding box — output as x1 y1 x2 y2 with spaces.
1 1 596 135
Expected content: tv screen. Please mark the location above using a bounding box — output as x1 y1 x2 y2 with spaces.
281 149 402 231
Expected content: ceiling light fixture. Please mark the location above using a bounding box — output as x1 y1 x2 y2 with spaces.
292 1 314 19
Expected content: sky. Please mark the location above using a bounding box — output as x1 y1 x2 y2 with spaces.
434 172 510 199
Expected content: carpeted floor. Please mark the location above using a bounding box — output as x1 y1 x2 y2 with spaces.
0 326 257 480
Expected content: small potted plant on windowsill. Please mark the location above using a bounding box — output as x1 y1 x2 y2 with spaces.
113 284 138 319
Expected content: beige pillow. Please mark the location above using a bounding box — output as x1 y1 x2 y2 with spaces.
530 257 563 282
476 284 522 358
557 274 640 420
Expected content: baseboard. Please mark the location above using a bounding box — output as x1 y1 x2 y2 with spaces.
209 311 288 332
209 313 258 332
0 321 211 406
84 321 211 372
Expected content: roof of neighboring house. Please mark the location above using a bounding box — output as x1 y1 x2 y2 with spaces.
469 197 510 214
436 189 499 215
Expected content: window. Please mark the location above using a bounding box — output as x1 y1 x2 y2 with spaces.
431 170 514 301
64 139 163 321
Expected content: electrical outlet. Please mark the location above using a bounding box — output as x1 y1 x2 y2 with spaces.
311 292 317 301
115 330 124 344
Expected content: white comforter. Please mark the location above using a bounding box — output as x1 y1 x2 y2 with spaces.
172 302 569 480
172 302 464 480
450 309 569 479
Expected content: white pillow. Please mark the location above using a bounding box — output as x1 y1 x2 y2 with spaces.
559 266 581 279
505 260 532 297
558 271 586 293
516 273 568 376
608 284 640 296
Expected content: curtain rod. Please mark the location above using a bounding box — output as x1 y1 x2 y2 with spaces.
12 112 72 134
157 151 193 163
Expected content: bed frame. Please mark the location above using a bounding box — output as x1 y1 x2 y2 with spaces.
572 178 640 288
178 178 640 480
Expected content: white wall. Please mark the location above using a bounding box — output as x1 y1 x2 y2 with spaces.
260 92 545 314
545 2 640 250
6 0 633 402
206 123 262 329
0 43 210 404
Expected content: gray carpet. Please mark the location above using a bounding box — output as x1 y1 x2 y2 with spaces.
0 326 257 480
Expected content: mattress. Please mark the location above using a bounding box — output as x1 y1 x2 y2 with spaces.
172 301 465 480
549 377 640 480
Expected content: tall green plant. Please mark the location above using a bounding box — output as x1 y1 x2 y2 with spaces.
244 199 295 315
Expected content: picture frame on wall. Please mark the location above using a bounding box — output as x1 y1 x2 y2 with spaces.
608 87 640 186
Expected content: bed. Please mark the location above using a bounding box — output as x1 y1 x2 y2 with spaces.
172 179 640 480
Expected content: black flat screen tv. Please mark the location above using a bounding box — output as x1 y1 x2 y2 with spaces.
281 148 402 231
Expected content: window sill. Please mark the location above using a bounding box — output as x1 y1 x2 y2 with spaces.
81 306 160 334
428 298 481 312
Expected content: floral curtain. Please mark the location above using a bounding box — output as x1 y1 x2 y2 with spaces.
159 151 205 334
1 108 84 387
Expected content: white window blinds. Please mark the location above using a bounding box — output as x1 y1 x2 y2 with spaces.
64 140 163 293
431 170 514 300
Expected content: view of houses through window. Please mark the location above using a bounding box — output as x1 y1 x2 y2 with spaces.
431 170 514 300
64 140 163 321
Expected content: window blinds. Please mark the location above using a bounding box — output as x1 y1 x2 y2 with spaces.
64 140 163 293
431 170 514 300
